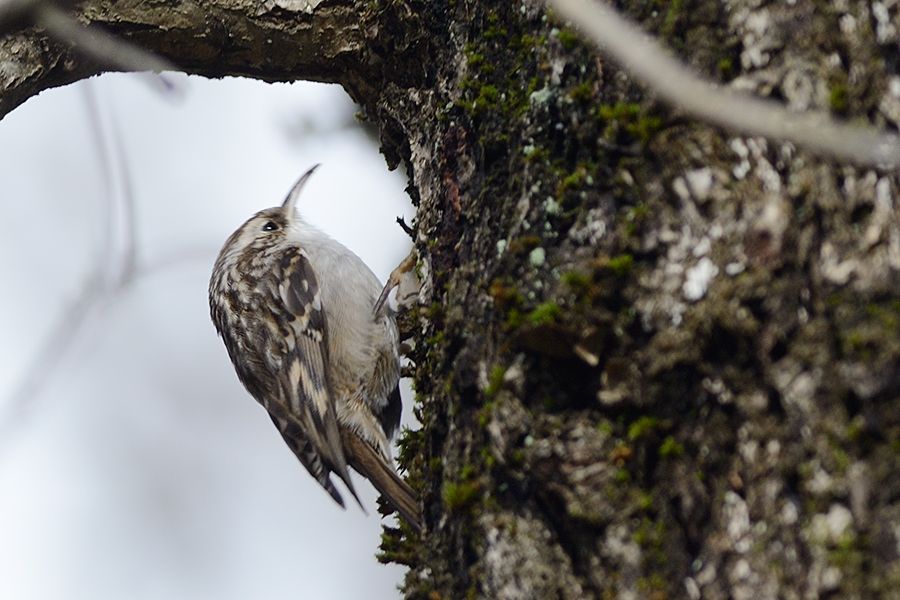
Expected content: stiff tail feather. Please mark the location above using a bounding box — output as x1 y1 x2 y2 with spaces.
341 430 423 533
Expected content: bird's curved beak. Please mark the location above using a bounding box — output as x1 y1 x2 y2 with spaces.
282 163 321 219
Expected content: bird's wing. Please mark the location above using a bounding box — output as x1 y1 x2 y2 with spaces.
266 246 361 509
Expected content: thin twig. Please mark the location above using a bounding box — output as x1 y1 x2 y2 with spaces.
548 0 900 168
396 216 415 238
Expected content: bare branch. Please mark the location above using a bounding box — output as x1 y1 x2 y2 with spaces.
548 0 900 168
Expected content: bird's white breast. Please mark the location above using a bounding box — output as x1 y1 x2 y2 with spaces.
288 219 398 400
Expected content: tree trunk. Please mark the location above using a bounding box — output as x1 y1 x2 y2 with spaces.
4 1 898 598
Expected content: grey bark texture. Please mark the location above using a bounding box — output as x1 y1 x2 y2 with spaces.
3 1 898 598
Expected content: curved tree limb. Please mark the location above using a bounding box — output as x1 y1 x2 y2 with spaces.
0 0 371 119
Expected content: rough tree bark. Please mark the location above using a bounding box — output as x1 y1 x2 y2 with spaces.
3 1 898 598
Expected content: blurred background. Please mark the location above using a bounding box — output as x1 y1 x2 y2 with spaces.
0 73 415 599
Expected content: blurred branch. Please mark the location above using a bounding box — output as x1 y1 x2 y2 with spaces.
1 0 179 94
548 0 900 168
114 110 139 285
0 275 105 440
280 106 380 148
82 81 138 287
0 79 135 439
0 0 36 31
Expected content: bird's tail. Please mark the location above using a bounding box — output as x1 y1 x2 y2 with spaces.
341 430 423 534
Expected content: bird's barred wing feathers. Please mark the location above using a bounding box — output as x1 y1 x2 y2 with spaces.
266 246 361 509
268 412 345 506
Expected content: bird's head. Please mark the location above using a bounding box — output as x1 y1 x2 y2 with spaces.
217 164 320 259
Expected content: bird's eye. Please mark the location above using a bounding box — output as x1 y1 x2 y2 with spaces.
262 221 279 232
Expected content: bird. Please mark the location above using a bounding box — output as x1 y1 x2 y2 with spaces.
208 164 422 532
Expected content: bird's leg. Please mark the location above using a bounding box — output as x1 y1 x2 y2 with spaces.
374 249 418 317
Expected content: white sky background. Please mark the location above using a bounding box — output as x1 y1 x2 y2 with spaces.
0 73 414 600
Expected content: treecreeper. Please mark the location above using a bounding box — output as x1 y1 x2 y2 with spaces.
208 164 422 533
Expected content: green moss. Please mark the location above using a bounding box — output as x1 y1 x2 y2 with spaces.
426 331 446 346
459 463 477 480
628 203 649 220
627 416 660 441
505 308 524 328
606 254 635 276
661 0 685 37
637 491 654 511
483 24 508 40
562 270 591 292
558 168 588 193
828 532 864 572
846 415 865 442
377 527 415 565
522 145 550 163
866 301 900 330
659 435 685 458
442 480 481 511
829 84 849 114
623 203 649 237
485 365 506 398
456 77 506 116
425 301 444 319
523 145 550 162
597 419 614 435
636 573 669 596
717 57 734 78
489 278 525 309
615 468 631 483
829 439 851 473
597 102 662 144
835 298 900 362
626 115 663 143
527 301 562 325
478 84 500 104
557 28 580 50
632 518 656 546
479 447 496 469
569 82 594 103
598 102 641 121
466 50 494 75
396 426 424 470
519 33 546 50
